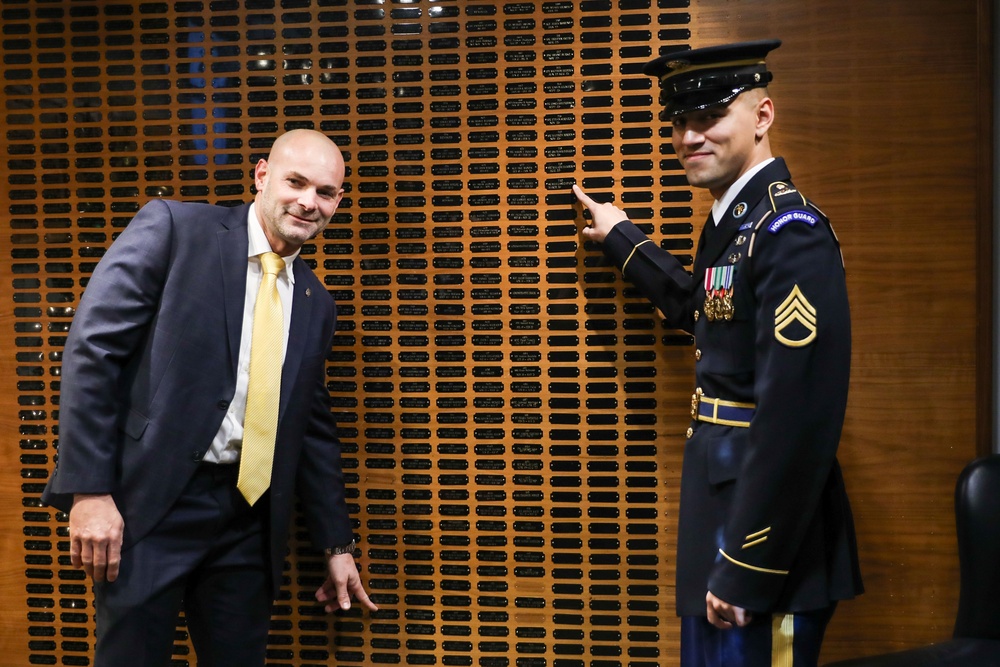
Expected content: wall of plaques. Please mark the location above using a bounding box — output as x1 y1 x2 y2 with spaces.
0 0 990 665
2 1 699 665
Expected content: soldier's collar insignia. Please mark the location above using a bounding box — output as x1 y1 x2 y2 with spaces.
732 202 747 218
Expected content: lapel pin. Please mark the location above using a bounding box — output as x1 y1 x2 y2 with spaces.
305 288 311 297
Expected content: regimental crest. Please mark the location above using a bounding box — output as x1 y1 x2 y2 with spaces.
774 285 817 347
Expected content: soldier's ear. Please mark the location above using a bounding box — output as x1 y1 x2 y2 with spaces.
755 97 774 139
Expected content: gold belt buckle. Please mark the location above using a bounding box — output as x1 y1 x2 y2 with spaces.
690 388 703 420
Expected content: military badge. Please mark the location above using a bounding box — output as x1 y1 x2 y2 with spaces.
774 284 817 347
703 265 735 321
732 202 747 218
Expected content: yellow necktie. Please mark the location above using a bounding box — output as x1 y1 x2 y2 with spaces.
238 251 285 505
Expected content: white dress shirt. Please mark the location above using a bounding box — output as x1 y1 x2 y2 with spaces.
203 203 299 464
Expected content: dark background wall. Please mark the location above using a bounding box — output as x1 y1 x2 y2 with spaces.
0 0 991 664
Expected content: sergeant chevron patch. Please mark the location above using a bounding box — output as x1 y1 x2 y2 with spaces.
774 285 817 347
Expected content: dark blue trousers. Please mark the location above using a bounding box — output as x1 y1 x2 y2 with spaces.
681 606 836 667
93 464 271 667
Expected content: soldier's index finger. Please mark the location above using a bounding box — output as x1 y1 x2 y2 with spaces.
571 184 595 208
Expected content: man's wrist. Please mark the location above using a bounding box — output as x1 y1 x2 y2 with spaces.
324 540 357 557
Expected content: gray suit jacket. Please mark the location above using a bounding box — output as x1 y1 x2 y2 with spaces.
43 198 353 592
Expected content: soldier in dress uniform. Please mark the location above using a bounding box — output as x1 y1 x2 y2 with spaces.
572 40 863 667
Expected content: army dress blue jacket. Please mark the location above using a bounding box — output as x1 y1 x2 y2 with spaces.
600 158 863 616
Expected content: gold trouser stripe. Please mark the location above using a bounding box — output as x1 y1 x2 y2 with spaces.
772 613 794 667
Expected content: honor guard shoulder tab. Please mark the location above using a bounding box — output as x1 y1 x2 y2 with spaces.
748 182 828 257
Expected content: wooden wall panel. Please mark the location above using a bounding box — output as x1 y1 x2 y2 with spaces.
0 0 989 666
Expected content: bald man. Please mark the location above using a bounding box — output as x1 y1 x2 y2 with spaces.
43 129 376 666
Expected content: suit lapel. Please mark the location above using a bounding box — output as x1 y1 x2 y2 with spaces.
692 210 719 278
218 204 252 376
278 258 313 421
218 204 314 423
694 213 744 277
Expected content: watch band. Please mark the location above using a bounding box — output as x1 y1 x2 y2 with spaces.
324 540 357 557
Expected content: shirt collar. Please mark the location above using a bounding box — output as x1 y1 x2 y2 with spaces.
247 203 298 284
711 157 775 225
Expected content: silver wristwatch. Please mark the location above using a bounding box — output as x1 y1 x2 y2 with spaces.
324 540 357 557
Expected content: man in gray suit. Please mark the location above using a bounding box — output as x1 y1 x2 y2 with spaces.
42 129 376 666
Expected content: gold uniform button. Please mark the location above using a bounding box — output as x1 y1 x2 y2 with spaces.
695 349 702 361
686 427 693 439
694 310 700 322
